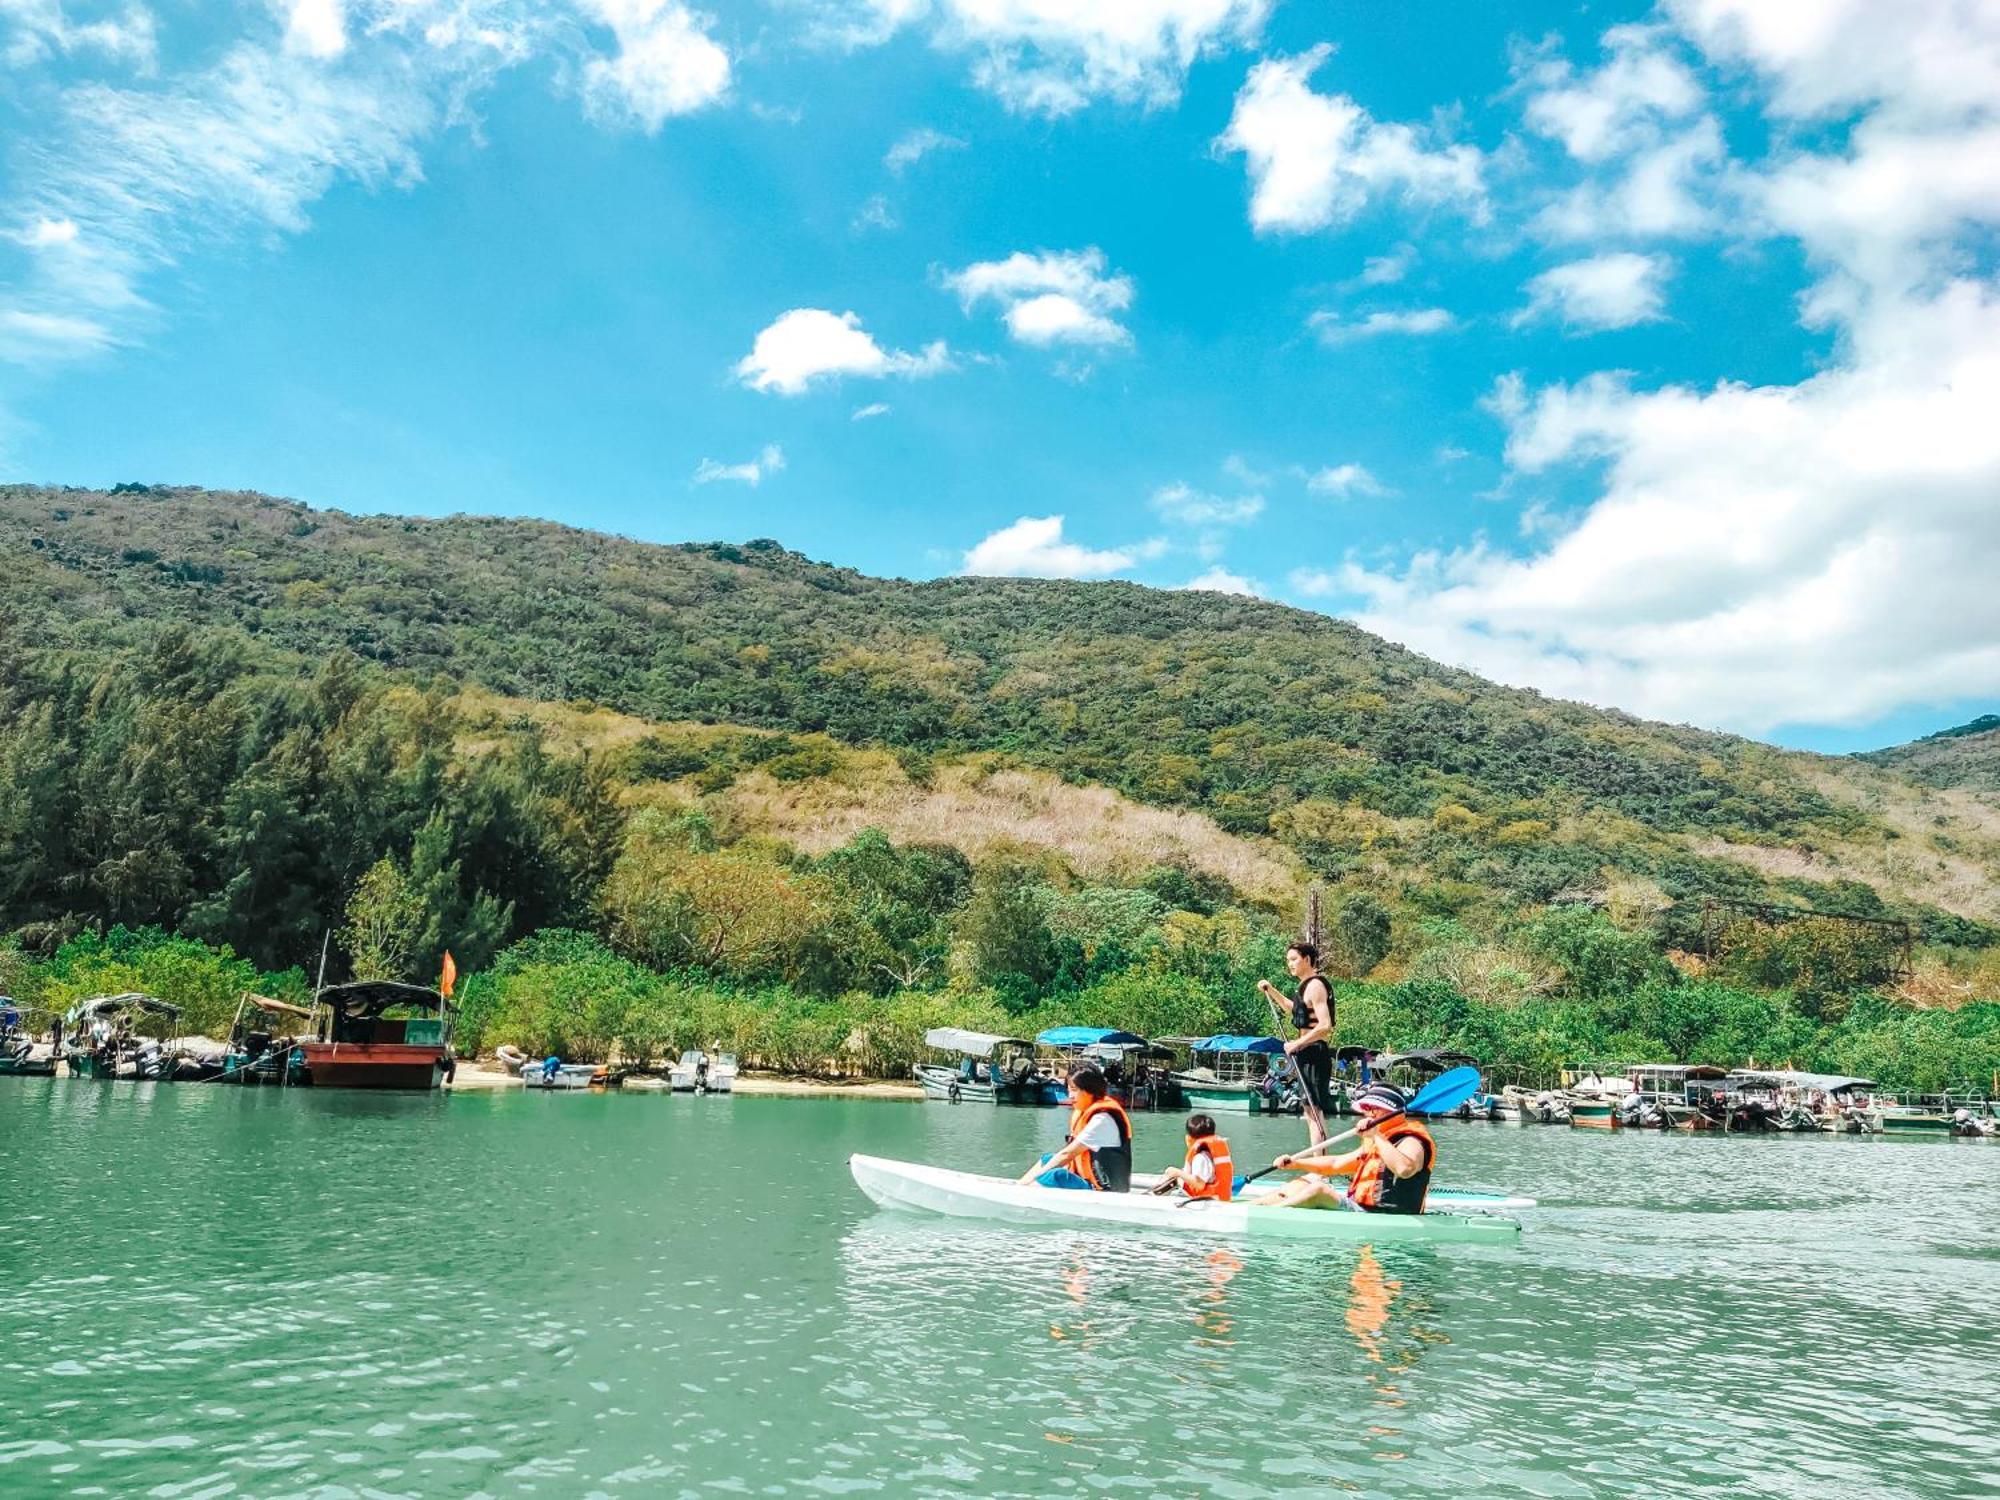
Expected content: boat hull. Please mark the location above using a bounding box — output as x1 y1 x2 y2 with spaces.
297 1041 444 1090
850 1155 1521 1245
1176 1080 1285 1115
1568 1100 1620 1129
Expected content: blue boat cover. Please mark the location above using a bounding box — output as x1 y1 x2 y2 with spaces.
1036 1026 1147 1048
1193 1034 1284 1054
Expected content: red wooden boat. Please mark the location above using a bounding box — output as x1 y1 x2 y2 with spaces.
297 981 452 1090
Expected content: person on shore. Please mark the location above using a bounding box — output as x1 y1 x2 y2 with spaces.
1017 1065 1133 1192
1152 1113 1235 1201
1259 941 1334 1147
1254 1083 1435 1214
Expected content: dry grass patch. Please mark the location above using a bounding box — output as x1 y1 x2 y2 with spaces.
727 758 1305 906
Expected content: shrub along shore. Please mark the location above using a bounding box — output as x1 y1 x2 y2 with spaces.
7 923 1995 1094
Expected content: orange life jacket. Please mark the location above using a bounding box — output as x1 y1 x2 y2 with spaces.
1070 1095 1133 1192
1349 1117 1434 1213
1182 1134 1234 1201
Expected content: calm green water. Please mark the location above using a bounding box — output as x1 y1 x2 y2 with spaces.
1 1083 1995 1498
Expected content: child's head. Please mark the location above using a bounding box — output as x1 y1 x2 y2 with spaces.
1185 1112 1217 1139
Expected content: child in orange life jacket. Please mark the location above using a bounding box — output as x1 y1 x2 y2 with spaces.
1017 1064 1133 1192
1253 1083 1435 1214
1153 1113 1235 1201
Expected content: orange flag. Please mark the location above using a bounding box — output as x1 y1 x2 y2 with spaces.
439 950 458 999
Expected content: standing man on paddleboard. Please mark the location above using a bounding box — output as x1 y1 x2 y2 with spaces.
1259 941 1334 1148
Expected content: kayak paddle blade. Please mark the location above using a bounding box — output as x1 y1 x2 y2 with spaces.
1407 1065 1481 1117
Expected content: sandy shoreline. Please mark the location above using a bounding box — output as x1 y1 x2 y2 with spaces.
445 1059 924 1100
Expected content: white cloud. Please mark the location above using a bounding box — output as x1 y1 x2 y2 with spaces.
1 0 156 69
692 443 784 486
1534 118 1724 241
1357 244 1413 285
1343 281 2000 734
10 218 79 248
851 402 891 420
735 308 950 395
578 0 730 130
1180 567 1264 597
1516 252 1671 332
962 514 1143 579
1216 46 1484 234
283 0 347 59
852 193 898 232
1521 24 1704 163
836 0 1269 115
1306 463 1386 499
1150 481 1262 527
944 247 1133 348
1309 306 1455 343
0 307 114 360
885 125 964 172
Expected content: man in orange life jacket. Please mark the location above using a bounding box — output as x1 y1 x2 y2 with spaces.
1152 1113 1235 1200
1016 1064 1133 1192
1255 1083 1435 1213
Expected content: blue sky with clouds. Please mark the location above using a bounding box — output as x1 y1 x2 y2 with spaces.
3 1 1997 753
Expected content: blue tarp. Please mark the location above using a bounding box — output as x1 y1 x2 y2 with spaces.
1036 1026 1147 1048
1192 1034 1284 1054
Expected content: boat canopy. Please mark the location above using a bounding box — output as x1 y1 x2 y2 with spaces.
1377 1049 1480 1075
1192 1034 1284 1055
1727 1069 1877 1094
318 981 445 1018
1036 1026 1147 1049
922 1027 1032 1058
64 992 181 1023
1628 1063 1729 1081
241 991 315 1020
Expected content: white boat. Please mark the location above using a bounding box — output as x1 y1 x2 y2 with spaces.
849 1155 1524 1245
520 1060 603 1090
669 1049 737 1093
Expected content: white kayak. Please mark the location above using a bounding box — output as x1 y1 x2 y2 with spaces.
850 1155 1524 1245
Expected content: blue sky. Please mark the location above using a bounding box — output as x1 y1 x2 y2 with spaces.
3 1 1997 754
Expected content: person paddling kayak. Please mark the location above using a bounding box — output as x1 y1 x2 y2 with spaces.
1258 941 1334 1147
1152 1113 1235 1201
1017 1064 1133 1192
1253 1083 1435 1213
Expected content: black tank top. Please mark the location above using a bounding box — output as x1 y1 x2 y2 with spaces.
1291 974 1333 1034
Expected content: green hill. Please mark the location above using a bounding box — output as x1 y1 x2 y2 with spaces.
0 484 1992 988
1860 715 2000 791
2 483 1997 1073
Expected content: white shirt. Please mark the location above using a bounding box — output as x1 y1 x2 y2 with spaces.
1074 1111 1124 1151
1186 1150 1216 1186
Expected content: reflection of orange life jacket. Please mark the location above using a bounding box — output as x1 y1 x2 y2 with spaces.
1071 1095 1133 1192
1183 1134 1234 1201
1350 1117 1435 1213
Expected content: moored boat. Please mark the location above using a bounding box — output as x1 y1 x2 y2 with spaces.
849 1155 1522 1245
1167 1034 1297 1115
1034 1027 1175 1109
669 1049 737 1092
295 981 451 1090
914 1028 1064 1105
0 1002 59 1077
521 1058 607 1089
62 994 185 1079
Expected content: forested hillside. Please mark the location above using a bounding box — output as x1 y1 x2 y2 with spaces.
2 483 1996 1087
1861 716 2000 791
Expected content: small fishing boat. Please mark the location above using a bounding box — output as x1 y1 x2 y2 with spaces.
914 1028 1064 1105
669 1049 737 1093
1502 1084 1570 1124
520 1058 607 1090
296 981 452 1090
62 994 184 1079
849 1155 1523 1245
0 1003 59 1077
1560 1068 1631 1129
1624 1064 1730 1128
1167 1034 1297 1115
1034 1027 1175 1109
217 992 316 1085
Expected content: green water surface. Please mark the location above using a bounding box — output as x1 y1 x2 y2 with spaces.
1 1082 1995 1498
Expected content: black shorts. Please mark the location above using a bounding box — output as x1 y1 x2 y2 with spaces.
1291 1041 1334 1110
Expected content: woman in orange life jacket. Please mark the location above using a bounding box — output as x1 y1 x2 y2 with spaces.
1252 1083 1436 1214
1152 1113 1236 1201
1016 1064 1133 1192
